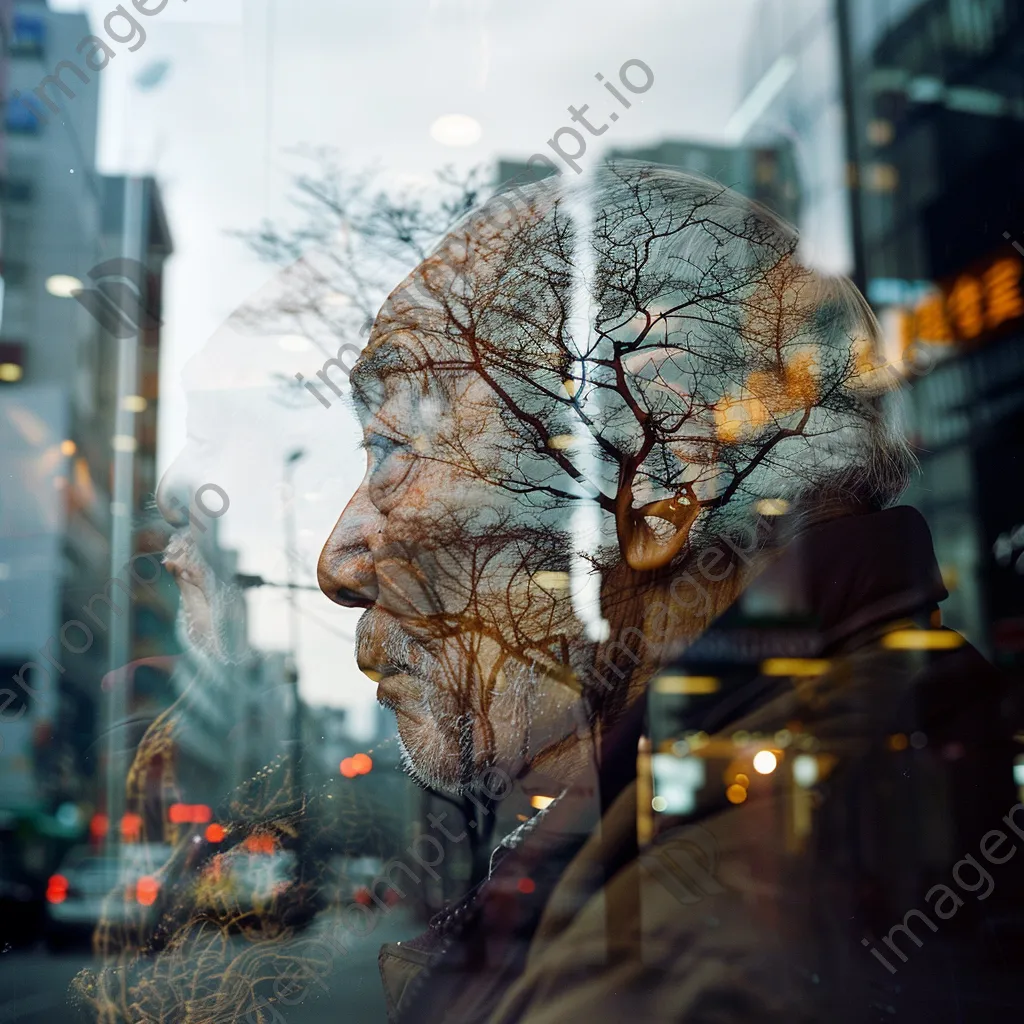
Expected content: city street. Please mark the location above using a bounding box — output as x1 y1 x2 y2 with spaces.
0 908 416 1024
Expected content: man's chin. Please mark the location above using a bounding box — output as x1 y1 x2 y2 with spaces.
393 716 514 796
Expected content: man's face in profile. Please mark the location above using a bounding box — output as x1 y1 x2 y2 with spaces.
316 166 901 795
317 269 593 794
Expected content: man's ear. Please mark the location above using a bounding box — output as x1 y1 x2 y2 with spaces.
615 486 701 572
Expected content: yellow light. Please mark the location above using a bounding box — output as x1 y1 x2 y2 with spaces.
60 440 77 456
530 795 555 810
532 571 571 591
429 114 482 147
0 363 23 382
752 750 778 775
947 276 985 339
914 293 954 344
761 658 831 677
654 675 719 695
651 796 667 812
755 498 790 516
112 435 138 453
887 733 909 752
726 784 747 804
732 773 750 788
983 258 1024 329
714 396 769 442
547 434 577 450
881 629 964 651
122 395 148 413
45 274 84 298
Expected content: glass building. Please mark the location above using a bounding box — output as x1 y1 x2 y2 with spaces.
746 0 1024 662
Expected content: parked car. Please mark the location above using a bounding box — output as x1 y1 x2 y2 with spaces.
44 843 172 950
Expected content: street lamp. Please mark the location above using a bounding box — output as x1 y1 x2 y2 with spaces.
282 449 305 799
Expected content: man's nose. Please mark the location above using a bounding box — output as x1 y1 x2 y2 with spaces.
318 485 383 608
155 454 197 528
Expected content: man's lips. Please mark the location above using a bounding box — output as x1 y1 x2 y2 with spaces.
164 531 208 594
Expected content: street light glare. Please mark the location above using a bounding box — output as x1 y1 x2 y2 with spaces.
430 114 482 147
45 274 84 298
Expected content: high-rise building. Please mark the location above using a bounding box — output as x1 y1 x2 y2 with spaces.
834 0 1024 662
0 3 177 814
740 0 852 275
0 0 106 812
739 0 1024 661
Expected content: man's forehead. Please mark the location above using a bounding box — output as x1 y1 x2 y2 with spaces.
350 327 468 417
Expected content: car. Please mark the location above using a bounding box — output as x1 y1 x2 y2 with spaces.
44 843 172 951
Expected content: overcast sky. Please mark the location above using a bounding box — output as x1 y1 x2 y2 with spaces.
52 0 759 737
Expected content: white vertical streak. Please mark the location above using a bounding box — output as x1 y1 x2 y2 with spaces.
564 173 610 643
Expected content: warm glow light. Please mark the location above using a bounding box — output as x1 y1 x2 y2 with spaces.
530 795 556 810
517 877 536 894
881 629 965 650
60 439 77 456
755 498 790 516
430 114 482 147
761 658 831 677
205 823 225 843
243 833 277 855
351 753 373 775
169 803 212 824
0 363 23 382
547 434 577 450
122 395 148 413
46 874 69 904
654 675 719 695
135 876 160 907
753 750 778 775
45 274 83 298
340 758 358 778
89 813 109 838
726 784 747 804
120 813 143 841
532 571 571 591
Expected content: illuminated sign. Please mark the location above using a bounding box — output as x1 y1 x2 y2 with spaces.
903 254 1024 348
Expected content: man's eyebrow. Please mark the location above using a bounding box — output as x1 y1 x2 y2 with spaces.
349 342 400 410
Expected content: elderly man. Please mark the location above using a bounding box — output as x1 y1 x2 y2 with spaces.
317 164 1022 1022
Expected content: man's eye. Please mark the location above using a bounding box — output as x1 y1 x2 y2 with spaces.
362 434 407 464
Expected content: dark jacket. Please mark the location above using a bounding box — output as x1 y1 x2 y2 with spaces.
381 507 1024 1023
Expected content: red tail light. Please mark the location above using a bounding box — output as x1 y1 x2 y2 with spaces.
46 874 69 904
135 876 160 907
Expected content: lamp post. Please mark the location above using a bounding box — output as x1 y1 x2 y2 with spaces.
282 449 306 800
